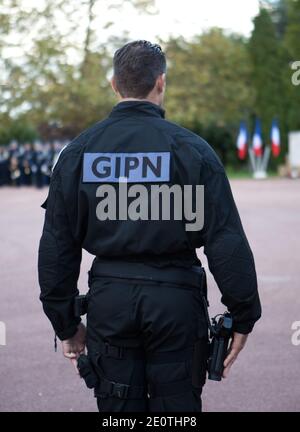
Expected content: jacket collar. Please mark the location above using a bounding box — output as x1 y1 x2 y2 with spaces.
109 100 165 119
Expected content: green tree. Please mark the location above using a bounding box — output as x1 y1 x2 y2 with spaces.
248 7 287 155
0 0 155 139
283 0 300 130
165 29 253 127
284 0 300 58
164 29 254 165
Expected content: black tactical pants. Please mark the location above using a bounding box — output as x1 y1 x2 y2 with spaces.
86 260 209 412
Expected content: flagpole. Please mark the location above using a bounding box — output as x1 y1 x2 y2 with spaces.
258 153 264 172
261 146 271 172
249 148 256 173
253 148 269 179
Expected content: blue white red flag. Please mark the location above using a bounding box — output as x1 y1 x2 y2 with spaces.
237 122 248 160
252 119 263 157
271 119 280 158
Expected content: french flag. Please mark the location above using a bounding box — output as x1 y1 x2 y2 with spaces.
271 119 280 157
252 119 263 157
237 122 248 160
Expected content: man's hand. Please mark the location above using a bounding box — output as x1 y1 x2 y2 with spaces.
223 332 248 378
62 323 86 374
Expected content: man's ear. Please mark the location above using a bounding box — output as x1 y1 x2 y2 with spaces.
156 73 166 94
110 76 118 95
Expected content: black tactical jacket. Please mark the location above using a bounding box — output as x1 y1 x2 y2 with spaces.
38 101 261 340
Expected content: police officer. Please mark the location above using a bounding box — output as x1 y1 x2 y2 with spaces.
43 142 56 185
38 40 261 412
20 142 34 186
0 145 10 186
31 142 45 188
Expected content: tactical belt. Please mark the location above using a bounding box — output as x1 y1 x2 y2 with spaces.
91 257 204 290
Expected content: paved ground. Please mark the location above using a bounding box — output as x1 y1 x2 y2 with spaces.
0 179 300 412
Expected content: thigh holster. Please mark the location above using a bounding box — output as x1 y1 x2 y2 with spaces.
82 340 147 400
82 340 205 400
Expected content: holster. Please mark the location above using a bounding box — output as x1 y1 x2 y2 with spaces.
77 354 99 389
78 348 147 400
74 294 88 318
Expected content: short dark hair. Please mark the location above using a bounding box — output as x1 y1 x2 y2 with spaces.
113 40 166 98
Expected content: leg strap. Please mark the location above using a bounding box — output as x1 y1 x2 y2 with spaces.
92 343 196 399
94 341 194 363
93 339 144 360
95 376 193 400
91 341 146 399
95 377 146 400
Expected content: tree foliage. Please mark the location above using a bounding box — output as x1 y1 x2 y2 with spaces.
283 0 300 130
249 8 284 145
0 0 299 167
165 29 253 126
0 0 154 138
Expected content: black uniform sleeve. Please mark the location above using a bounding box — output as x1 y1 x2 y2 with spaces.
38 167 82 341
200 157 261 334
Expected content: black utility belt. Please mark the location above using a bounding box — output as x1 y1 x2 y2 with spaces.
91 257 204 289
74 260 207 319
